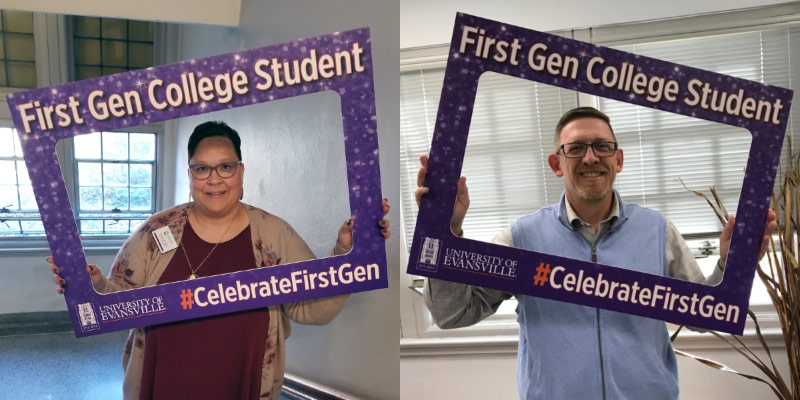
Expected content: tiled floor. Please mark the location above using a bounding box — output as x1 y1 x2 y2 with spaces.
0 330 128 399
0 330 294 399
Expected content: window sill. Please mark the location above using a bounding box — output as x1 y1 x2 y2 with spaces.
0 235 128 255
401 326 787 358
400 335 519 357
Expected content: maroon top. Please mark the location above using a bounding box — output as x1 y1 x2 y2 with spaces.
139 221 270 400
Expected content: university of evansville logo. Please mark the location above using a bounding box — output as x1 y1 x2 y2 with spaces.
417 237 441 272
75 302 100 332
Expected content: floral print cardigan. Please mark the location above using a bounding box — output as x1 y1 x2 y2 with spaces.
91 202 349 400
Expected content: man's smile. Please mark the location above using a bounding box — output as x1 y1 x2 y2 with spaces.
578 170 606 178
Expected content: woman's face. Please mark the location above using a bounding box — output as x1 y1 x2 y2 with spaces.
188 136 244 217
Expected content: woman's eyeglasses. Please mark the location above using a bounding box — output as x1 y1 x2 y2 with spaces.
188 161 242 179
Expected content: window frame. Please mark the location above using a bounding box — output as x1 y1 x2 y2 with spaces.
0 12 176 254
67 127 161 235
0 126 44 235
70 16 156 80
400 4 799 344
0 10 38 89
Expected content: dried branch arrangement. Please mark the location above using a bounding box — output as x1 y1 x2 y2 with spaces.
675 160 799 400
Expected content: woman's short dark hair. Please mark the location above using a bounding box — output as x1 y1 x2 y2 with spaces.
187 121 242 161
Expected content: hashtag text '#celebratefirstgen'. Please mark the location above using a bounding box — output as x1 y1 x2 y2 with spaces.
180 263 379 309
545 265 740 322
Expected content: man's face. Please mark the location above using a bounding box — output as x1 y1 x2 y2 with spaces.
547 117 623 204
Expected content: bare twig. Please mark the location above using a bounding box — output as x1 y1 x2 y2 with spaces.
676 168 799 399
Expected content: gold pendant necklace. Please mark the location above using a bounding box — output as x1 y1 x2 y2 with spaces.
181 205 239 280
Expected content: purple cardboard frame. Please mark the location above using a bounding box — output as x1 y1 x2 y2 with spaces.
8 28 387 337
407 13 793 334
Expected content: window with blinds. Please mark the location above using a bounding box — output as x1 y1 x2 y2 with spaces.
402 27 800 247
400 69 578 244
599 28 800 236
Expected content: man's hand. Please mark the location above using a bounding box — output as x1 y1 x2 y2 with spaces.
337 198 390 251
415 155 470 236
718 208 777 269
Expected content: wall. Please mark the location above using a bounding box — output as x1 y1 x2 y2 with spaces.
0 252 116 313
0 0 241 26
400 343 790 399
173 1 399 399
400 0 797 48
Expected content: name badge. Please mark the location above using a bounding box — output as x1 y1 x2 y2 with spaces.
152 226 178 253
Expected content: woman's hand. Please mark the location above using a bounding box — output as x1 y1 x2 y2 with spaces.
337 198 391 251
48 255 102 294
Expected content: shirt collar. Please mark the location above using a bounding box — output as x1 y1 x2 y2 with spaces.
564 192 620 227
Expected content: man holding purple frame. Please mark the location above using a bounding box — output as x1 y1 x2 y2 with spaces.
416 106 776 399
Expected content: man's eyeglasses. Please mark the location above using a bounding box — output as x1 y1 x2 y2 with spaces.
189 161 242 179
557 142 618 159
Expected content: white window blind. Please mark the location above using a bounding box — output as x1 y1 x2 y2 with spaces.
400 69 578 245
599 28 799 235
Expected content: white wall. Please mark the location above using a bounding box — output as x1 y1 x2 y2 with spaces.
0 252 116 313
173 1 399 399
401 342 790 399
0 0 241 26
400 0 797 48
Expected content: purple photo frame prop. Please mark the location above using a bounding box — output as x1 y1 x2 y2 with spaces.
407 14 793 334
8 28 387 337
